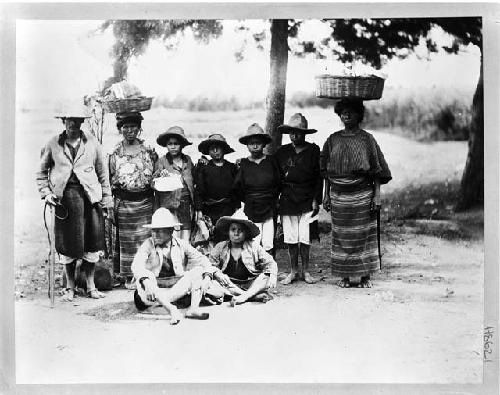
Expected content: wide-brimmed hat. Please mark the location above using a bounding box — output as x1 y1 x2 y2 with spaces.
143 208 182 229
215 211 260 240
54 103 91 119
198 133 234 155
116 111 144 129
277 113 317 134
156 126 193 147
238 123 273 145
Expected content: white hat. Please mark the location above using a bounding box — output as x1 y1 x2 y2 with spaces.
153 175 184 192
143 208 182 229
54 102 91 119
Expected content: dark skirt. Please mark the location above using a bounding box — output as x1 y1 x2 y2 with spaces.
55 183 105 258
156 187 192 230
329 186 379 277
114 195 153 276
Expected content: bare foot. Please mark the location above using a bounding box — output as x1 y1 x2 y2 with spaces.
169 307 182 325
303 272 318 284
358 277 372 288
61 288 74 302
230 295 247 307
337 278 351 288
88 289 106 299
280 272 299 285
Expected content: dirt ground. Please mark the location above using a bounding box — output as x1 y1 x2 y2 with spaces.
15 216 483 384
13 107 484 384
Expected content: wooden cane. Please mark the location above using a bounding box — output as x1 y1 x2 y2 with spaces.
48 205 56 308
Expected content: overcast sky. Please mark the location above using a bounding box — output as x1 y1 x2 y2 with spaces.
16 19 481 107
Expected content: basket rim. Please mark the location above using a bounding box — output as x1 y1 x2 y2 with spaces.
97 96 153 103
315 74 385 80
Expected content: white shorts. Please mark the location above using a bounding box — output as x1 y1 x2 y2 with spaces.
281 211 313 245
57 251 101 264
253 217 274 251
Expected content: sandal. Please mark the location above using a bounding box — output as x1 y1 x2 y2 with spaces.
88 288 106 299
61 288 75 302
125 278 137 290
337 278 351 288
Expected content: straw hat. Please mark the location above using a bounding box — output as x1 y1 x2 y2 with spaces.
143 208 182 229
215 211 260 240
156 126 192 147
54 103 91 119
198 133 235 155
238 123 273 145
277 113 317 134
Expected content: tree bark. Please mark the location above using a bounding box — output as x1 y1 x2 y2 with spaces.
265 19 289 154
456 55 483 211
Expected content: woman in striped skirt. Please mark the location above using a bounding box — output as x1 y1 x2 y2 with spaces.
109 112 157 288
320 98 392 288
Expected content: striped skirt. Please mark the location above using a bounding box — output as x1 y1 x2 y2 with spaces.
114 196 153 276
330 186 380 277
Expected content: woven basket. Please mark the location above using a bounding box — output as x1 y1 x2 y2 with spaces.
315 75 385 100
101 97 153 113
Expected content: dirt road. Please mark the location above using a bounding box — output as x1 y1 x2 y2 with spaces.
15 223 483 384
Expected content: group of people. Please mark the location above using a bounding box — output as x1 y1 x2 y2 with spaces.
36 97 392 323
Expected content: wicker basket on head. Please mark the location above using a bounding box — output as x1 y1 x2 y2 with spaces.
315 75 385 100
100 97 153 113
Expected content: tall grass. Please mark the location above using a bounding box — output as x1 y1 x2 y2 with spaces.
149 86 475 142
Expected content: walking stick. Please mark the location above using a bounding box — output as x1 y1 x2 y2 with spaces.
376 207 382 270
46 204 56 308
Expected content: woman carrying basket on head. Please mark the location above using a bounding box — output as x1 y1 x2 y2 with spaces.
320 98 391 288
108 111 157 288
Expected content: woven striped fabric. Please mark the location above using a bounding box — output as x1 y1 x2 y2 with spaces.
329 185 379 277
115 197 153 276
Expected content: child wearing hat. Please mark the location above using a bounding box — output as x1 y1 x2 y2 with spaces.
275 113 323 285
194 133 240 243
233 123 281 256
131 208 217 324
153 126 195 243
208 211 278 305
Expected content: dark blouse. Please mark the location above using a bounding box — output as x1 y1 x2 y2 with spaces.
320 129 392 184
275 142 323 215
194 160 240 221
233 155 281 223
224 254 255 282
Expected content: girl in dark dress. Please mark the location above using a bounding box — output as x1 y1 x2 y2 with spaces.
194 133 240 243
233 123 281 256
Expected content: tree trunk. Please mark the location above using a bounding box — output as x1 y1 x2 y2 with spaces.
265 19 289 154
456 55 483 211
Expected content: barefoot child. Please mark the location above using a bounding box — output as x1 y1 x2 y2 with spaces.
153 126 195 242
131 208 216 324
209 212 277 306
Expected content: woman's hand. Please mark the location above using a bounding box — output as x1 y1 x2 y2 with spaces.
268 273 277 289
44 193 58 206
103 207 115 224
311 200 319 217
142 278 156 302
201 275 212 293
214 270 231 287
322 195 331 212
371 194 381 211
195 210 203 222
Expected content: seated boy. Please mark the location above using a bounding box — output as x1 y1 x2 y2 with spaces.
209 212 278 305
131 208 216 324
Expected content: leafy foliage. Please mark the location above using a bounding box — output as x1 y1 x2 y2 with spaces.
292 17 482 68
100 20 222 79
